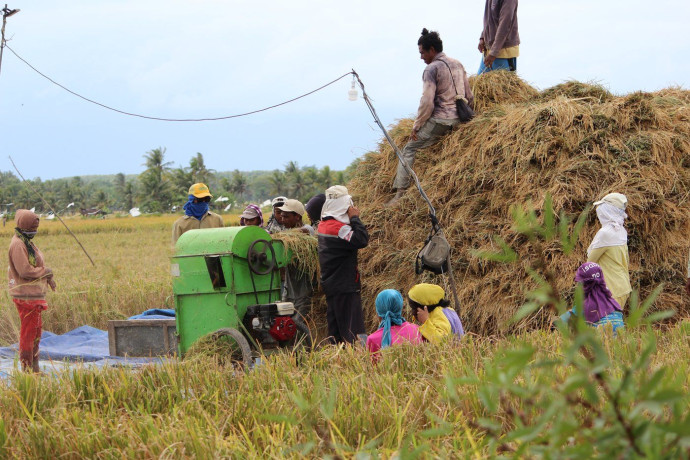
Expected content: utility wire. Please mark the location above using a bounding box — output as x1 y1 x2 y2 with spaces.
5 44 353 122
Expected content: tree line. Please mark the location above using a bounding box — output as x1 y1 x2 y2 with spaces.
0 148 358 214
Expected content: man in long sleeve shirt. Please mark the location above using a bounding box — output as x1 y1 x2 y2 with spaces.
478 0 520 74
317 186 370 344
387 29 473 207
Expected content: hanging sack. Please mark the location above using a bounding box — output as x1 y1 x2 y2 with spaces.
440 60 475 123
415 226 451 275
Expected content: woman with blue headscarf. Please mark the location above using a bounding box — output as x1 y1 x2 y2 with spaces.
366 289 422 360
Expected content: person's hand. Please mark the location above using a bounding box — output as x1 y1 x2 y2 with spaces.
484 54 496 69
415 306 429 323
47 278 57 291
478 38 485 53
347 206 360 219
410 129 419 141
685 277 690 296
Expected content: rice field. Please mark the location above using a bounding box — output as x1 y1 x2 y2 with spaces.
0 214 688 458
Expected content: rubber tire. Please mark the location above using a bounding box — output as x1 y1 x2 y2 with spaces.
212 327 252 368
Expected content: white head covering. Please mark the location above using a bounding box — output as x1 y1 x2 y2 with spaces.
321 185 353 224
587 202 628 255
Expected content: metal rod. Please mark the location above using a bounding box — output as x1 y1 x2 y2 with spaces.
9 156 96 266
0 4 8 78
351 69 436 218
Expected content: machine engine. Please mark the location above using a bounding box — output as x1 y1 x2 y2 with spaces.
243 302 297 346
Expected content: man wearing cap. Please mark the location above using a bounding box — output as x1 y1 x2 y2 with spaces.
278 199 314 236
587 193 631 310
265 196 287 234
317 185 370 344
172 183 224 245
240 204 264 227
276 199 315 325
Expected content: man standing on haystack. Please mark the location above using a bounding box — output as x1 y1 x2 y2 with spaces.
478 0 520 74
172 183 224 245
387 28 473 207
317 186 369 344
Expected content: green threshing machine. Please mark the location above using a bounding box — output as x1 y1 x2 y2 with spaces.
171 226 311 364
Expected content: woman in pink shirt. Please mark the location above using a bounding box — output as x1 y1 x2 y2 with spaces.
366 289 422 360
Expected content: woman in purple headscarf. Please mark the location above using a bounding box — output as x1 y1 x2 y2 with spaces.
239 204 264 227
560 262 624 333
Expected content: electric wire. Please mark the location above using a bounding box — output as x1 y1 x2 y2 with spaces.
4 44 354 122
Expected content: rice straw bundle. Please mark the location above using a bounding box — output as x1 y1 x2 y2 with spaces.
347 71 690 335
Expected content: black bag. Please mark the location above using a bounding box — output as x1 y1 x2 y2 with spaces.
440 59 475 123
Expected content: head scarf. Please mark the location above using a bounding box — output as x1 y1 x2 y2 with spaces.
15 209 39 266
574 262 622 323
240 204 264 227
587 203 628 255
322 185 353 224
305 193 326 224
408 283 445 307
375 289 405 349
183 195 209 220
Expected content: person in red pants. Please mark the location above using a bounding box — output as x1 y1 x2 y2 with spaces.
8 209 56 372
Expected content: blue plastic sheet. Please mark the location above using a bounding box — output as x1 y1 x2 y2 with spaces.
0 324 166 378
128 308 175 320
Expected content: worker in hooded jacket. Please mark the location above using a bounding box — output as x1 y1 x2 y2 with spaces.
317 186 369 344
586 193 632 310
8 209 56 372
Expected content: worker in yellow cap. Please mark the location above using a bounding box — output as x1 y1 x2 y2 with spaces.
408 283 464 344
172 183 224 245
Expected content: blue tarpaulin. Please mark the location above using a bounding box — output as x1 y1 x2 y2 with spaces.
0 311 175 378
128 308 175 320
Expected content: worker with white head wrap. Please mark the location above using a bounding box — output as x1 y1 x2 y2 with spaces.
587 193 631 309
317 185 369 344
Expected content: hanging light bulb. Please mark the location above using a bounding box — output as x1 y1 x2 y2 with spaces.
348 80 358 101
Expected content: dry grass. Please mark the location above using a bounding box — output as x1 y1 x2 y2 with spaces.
349 71 690 335
0 214 240 345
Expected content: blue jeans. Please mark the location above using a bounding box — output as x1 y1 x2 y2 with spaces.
478 57 517 75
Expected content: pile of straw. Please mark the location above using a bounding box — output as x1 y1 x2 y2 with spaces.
347 71 690 335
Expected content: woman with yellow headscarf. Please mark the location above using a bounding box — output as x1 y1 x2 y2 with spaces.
408 283 464 344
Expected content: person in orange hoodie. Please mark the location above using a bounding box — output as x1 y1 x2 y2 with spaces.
8 209 56 372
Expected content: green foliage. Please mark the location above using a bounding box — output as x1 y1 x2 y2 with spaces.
467 193 688 458
0 151 354 214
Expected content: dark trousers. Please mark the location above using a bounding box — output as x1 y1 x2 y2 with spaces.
326 292 365 344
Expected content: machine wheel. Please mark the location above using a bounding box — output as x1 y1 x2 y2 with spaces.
211 327 252 368
247 239 277 276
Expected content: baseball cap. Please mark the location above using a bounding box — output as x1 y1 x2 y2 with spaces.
271 196 288 207
188 183 212 198
240 207 260 219
278 199 306 216
593 192 627 210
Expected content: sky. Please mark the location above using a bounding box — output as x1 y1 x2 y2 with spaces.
0 0 689 180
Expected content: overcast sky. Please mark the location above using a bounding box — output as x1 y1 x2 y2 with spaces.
1 0 688 180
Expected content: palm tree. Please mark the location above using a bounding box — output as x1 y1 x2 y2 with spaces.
319 166 334 189
289 170 306 200
268 170 287 196
140 147 173 212
284 161 299 176
230 170 247 201
189 152 214 184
